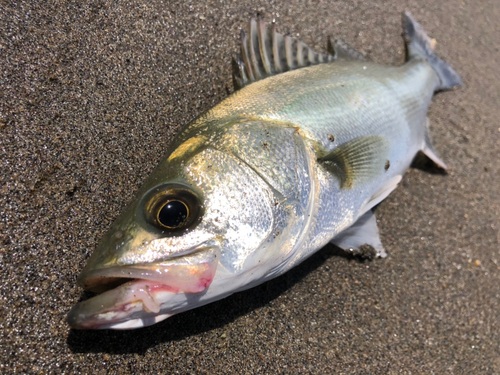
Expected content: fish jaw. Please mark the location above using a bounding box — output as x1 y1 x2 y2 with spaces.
68 246 219 329
67 280 178 329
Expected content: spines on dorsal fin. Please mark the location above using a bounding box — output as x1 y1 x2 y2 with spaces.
257 19 273 75
249 19 264 79
328 38 366 60
272 24 286 72
232 53 248 89
233 18 335 89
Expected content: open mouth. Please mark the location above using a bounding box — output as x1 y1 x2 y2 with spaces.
67 247 219 330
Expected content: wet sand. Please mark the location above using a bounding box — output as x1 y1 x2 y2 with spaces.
1 1 499 373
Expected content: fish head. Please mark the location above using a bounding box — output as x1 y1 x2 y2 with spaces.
68 126 287 329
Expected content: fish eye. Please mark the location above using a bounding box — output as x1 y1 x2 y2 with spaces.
157 200 189 229
143 185 201 232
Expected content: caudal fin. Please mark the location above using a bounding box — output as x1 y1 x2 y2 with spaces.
403 12 462 91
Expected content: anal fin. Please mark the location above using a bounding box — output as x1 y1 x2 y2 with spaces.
412 118 448 171
331 210 387 258
421 123 448 170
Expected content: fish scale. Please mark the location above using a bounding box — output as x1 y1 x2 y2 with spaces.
185 147 275 273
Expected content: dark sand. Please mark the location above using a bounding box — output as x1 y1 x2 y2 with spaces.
1 1 499 373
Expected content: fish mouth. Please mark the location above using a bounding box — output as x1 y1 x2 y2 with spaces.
67 246 219 330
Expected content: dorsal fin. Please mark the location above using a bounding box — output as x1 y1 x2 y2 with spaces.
233 18 335 89
328 38 366 61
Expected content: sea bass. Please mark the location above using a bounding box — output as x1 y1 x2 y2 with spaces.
67 13 461 329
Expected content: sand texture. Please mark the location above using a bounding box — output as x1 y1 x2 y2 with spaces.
1 1 499 373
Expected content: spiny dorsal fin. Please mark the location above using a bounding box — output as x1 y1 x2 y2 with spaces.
233 18 335 89
318 135 389 189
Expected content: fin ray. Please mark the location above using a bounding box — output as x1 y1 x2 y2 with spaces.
258 19 273 75
249 19 263 80
318 135 390 189
272 24 284 73
234 18 336 89
240 30 255 81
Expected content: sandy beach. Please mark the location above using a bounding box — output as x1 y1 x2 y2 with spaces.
1 0 499 373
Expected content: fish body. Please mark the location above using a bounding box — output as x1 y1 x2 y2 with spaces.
68 13 461 329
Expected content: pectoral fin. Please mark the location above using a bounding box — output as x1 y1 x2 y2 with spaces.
361 174 402 213
318 135 389 189
331 210 387 258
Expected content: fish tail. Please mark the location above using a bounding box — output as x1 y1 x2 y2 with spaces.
403 12 462 91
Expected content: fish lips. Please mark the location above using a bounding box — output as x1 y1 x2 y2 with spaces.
68 244 220 330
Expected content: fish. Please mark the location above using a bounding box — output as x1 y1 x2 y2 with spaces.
67 12 461 329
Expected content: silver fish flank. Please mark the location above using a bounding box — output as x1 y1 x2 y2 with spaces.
67 12 462 329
